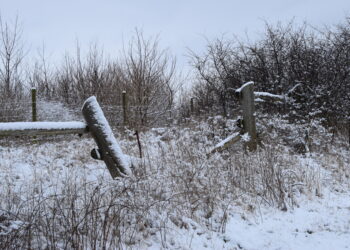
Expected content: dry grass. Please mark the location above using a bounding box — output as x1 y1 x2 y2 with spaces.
0 116 348 249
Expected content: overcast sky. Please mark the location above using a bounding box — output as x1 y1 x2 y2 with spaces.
1 0 349 72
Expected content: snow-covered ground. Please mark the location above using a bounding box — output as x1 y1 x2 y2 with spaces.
165 189 350 250
0 107 349 249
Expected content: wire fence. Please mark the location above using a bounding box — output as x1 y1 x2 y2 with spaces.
0 97 179 129
1 89 348 145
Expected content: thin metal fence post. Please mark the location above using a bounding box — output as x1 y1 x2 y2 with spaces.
31 88 37 122
122 91 128 126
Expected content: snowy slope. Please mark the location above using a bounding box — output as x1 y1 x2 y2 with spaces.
0 115 349 249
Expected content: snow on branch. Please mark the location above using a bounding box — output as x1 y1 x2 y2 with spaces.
254 92 286 101
235 82 286 103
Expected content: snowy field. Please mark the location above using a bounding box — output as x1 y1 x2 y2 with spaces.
0 114 349 249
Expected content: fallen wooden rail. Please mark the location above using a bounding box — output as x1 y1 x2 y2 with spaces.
208 132 241 155
0 121 88 136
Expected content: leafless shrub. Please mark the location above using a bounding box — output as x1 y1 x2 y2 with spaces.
188 17 350 135
118 30 177 128
0 15 28 122
0 16 25 98
28 31 179 128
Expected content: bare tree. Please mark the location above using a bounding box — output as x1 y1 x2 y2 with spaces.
0 15 25 99
28 45 54 99
120 30 177 127
0 15 27 122
189 37 240 117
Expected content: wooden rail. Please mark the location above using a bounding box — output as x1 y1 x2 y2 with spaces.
0 121 88 137
208 132 241 155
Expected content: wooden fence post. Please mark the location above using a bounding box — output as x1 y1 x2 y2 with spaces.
237 82 257 151
122 91 128 126
82 96 131 178
31 88 37 122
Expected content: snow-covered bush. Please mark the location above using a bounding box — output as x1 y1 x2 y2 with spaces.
188 17 350 134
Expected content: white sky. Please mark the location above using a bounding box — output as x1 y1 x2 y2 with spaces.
1 0 349 72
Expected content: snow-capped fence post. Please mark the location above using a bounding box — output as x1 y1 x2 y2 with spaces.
31 88 37 122
236 82 257 151
122 91 128 127
82 96 131 178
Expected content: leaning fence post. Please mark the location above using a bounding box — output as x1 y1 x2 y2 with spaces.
122 91 128 126
31 88 37 122
82 96 131 178
236 82 257 151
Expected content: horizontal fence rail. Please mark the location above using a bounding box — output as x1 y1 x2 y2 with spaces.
0 121 88 137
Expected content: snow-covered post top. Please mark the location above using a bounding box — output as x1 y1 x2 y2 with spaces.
235 81 254 95
236 82 257 151
82 96 131 178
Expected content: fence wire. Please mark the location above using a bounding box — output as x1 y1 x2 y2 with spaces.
0 96 179 129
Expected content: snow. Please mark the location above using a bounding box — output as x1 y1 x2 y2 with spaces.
143 188 350 249
37 100 81 121
236 81 254 93
212 132 240 149
0 111 349 249
0 121 87 131
223 189 350 250
1 137 349 249
255 91 285 100
255 98 265 102
241 132 250 142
